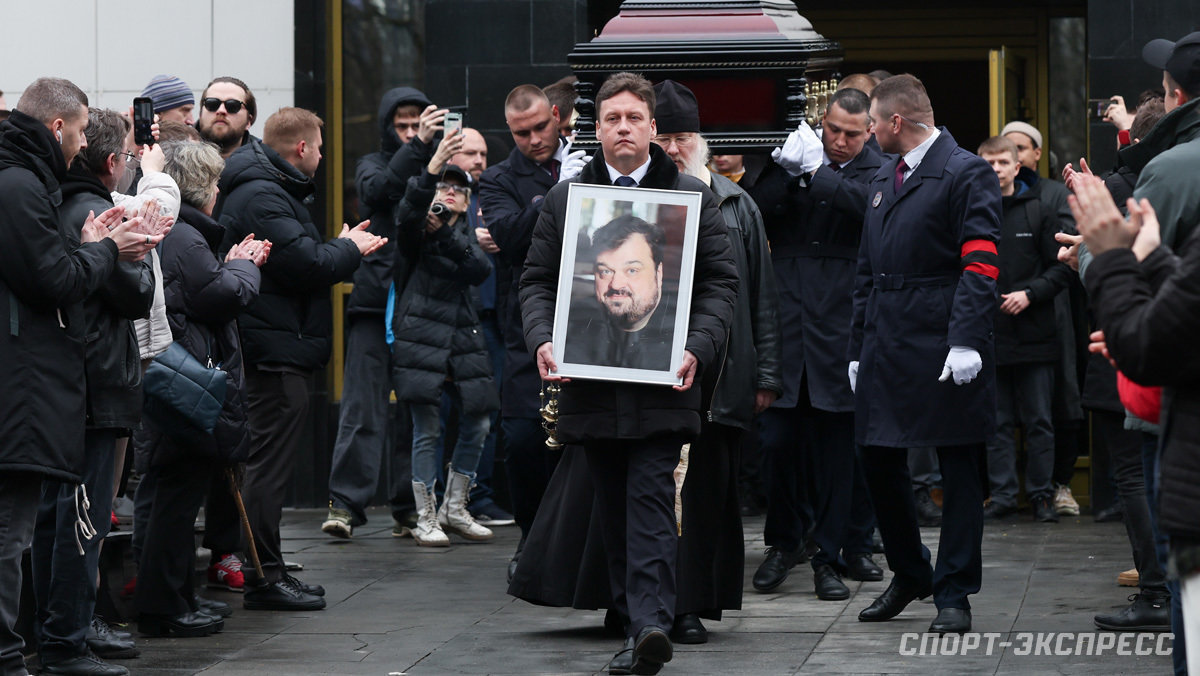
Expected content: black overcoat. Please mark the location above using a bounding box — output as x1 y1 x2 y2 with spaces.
746 143 882 413
848 129 1001 447
478 141 561 418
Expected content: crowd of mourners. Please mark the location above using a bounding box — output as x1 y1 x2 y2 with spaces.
0 27 1198 676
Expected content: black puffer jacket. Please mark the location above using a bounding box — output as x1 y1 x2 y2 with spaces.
0 111 120 482
219 138 362 369
705 172 781 430
520 145 739 443
154 203 262 463
1085 230 1200 547
389 169 498 414
59 163 155 429
993 184 1074 365
349 87 434 317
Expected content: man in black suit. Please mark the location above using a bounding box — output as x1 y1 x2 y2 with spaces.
743 88 885 599
521 72 737 676
478 85 588 579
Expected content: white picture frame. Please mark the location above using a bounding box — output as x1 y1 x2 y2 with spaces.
551 182 703 386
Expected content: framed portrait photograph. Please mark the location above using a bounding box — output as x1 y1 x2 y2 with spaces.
551 183 703 386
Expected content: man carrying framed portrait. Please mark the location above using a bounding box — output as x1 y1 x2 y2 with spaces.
519 72 737 676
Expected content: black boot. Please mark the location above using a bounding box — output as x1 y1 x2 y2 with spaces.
1093 590 1170 632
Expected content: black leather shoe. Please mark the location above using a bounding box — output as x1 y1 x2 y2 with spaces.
929 607 972 634
608 637 635 675
858 578 932 621
40 650 129 675
195 595 233 617
194 609 225 633
669 613 707 644
1094 591 1171 631
243 580 326 611
138 611 219 638
283 573 325 597
85 617 139 659
631 626 672 675
982 501 1017 521
1033 497 1059 523
915 488 943 527
1094 504 1125 523
753 547 802 592
814 564 850 600
845 552 884 582
871 528 885 554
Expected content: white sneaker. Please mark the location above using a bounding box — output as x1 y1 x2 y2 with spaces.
321 507 353 539
1054 484 1080 516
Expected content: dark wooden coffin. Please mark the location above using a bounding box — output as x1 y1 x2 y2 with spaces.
569 0 843 153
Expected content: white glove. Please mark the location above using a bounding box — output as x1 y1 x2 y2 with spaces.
938 346 982 385
770 122 823 177
848 361 859 394
559 149 589 183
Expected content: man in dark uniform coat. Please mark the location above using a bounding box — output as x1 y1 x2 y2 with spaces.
521 72 737 675
849 74 1001 634
479 84 587 578
743 88 886 599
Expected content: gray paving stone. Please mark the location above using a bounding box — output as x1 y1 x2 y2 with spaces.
94 507 1175 675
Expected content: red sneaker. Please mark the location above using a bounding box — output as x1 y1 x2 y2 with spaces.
207 553 245 592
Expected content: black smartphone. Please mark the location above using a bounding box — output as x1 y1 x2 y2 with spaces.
133 97 155 146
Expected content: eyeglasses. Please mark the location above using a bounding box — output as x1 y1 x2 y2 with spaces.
654 134 697 148
201 98 246 114
436 182 470 196
120 151 138 164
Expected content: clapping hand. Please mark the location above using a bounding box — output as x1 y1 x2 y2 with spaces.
1069 174 1137 257
1061 157 1094 193
226 233 272 267
339 219 386 256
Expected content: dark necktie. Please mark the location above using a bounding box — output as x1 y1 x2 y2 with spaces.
614 176 637 187
829 163 841 173
544 159 560 182
894 159 909 192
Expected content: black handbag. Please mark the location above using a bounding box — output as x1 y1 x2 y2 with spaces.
142 341 228 439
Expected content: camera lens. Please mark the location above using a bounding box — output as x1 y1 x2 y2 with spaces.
430 202 451 222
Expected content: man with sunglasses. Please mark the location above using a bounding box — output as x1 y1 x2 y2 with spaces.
197 76 256 159
849 74 1001 635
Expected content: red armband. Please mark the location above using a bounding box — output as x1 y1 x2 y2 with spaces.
961 239 999 280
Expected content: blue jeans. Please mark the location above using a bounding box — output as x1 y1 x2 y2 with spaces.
411 402 490 489
32 428 118 660
1142 433 1187 675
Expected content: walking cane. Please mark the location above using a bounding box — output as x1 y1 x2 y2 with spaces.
225 467 268 587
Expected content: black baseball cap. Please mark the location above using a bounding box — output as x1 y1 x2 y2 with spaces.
441 163 471 186
1143 31 1200 94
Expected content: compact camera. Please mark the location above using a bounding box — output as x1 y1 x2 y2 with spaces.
429 202 453 223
